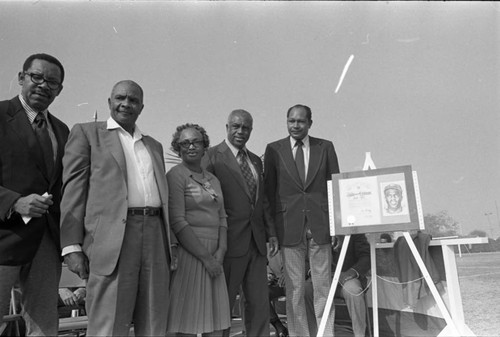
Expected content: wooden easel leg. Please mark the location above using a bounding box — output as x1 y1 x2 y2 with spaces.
368 235 379 337
316 235 351 337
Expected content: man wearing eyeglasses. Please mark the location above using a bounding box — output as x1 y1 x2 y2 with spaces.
60 80 177 336
0 53 69 336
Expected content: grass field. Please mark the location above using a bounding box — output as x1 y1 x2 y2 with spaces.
457 251 500 336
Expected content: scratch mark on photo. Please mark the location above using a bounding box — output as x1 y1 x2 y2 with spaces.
335 54 354 94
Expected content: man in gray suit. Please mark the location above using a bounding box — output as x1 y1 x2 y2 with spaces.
203 109 278 336
60 80 176 336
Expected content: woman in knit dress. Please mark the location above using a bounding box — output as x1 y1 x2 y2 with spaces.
166 123 230 336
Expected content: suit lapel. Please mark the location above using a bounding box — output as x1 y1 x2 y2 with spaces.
142 136 164 184
305 137 322 189
47 113 65 187
142 136 173 260
100 125 127 182
218 142 252 200
7 98 49 181
248 151 263 202
278 138 303 188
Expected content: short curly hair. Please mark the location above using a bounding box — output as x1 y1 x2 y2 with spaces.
170 123 210 155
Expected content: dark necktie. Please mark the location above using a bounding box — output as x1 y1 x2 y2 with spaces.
34 113 54 175
295 139 305 184
237 150 257 202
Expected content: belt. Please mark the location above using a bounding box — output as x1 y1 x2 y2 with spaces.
127 207 161 216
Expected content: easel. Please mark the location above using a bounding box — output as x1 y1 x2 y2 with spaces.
317 153 474 337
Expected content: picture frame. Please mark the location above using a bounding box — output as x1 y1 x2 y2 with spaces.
328 165 422 235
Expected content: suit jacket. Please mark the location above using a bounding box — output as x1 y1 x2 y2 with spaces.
203 141 275 258
60 121 175 276
263 136 340 246
0 96 69 265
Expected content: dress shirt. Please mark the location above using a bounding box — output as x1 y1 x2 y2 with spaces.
224 139 259 192
19 94 58 162
107 117 161 208
289 135 310 179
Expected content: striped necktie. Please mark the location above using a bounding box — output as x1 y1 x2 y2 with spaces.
237 150 256 202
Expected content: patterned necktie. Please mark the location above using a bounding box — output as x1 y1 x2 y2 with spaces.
237 150 257 202
34 113 54 175
295 139 305 184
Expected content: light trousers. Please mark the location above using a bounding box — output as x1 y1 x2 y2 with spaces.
282 231 333 337
85 214 170 337
306 277 367 337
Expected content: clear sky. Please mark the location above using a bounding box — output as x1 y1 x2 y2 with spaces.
1 1 499 238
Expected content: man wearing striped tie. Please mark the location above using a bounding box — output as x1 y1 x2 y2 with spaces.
203 109 278 337
0 53 69 336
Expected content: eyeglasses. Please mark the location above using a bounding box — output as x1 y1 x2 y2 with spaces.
24 72 62 90
178 140 204 149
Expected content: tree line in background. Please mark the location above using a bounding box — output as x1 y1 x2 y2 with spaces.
423 210 500 253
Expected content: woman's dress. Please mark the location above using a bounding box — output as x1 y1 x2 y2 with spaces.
166 164 230 334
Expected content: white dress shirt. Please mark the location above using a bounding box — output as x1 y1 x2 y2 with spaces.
107 117 161 208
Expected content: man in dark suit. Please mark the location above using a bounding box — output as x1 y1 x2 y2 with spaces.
60 80 176 336
305 234 371 337
264 104 340 337
0 53 69 336
203 109 278 337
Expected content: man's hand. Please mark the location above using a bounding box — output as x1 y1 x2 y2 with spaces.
73 288 86 304
268 236 279 257
170 245 178 271
13 194 53 217
59 288 78 306
339 269 358 286
64 252 89 280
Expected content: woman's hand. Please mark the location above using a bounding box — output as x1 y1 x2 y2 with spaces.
213 248 226 265
202 255 223 278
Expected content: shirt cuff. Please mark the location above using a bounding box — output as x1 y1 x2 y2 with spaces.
62 244 82 257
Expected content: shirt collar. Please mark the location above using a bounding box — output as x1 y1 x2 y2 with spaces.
106 117 143 140
225 138 247 158
289 135 310 149
18 94 48 124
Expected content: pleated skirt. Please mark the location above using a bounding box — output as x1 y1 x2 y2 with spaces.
167 236 231 334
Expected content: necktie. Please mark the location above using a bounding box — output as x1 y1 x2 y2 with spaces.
34 113 54 175
295 139 305 184
237 150 257 202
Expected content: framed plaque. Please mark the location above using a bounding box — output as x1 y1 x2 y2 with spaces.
328 165 422 235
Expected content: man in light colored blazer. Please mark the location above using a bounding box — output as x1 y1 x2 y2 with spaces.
0 53 68 336
203 109 278 337
60 80 176 336
264 104 340 337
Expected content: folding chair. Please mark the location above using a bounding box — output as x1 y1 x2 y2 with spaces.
0 288 23 336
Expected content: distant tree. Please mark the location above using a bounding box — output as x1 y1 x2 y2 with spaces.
423 210 460 238
469 229 488 238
